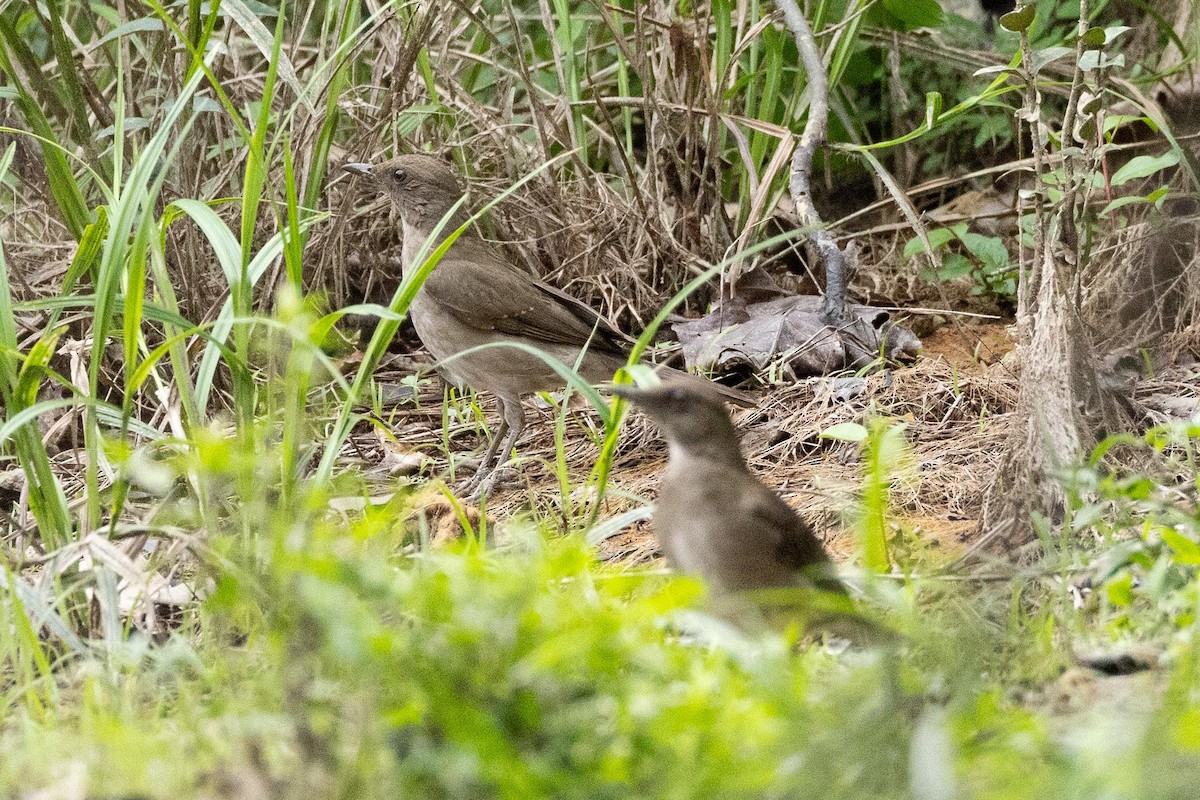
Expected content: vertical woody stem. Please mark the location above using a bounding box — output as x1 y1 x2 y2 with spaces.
777 0 847 326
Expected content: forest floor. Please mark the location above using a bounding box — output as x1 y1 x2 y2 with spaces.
348 318 1019 566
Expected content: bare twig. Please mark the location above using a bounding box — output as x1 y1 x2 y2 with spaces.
776 0 848 326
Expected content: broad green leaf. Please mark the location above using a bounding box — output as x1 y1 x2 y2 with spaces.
1032 46 1074 74
881 0 942 29
1080 92 1103 116
821 422 868 442
1147 186 1170 203
937 254 973 281
960 232 1010 273
1079 51 1125 71
1162 528 1200 565
903 225 966 258
999 5 1035 32
1111 151 1181 186
1105 573 1133 606
1098 195 1149 215
1104 114 1156 136
1103 25 1131 44
1078 27 1106 47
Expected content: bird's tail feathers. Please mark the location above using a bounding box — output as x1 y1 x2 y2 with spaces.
741 585 904 647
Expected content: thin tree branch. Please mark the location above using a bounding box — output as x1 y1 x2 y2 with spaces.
777 0 847 325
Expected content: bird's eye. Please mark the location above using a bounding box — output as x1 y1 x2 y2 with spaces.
392 168 408 183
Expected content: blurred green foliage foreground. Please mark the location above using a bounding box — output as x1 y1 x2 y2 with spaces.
5 410 1200 799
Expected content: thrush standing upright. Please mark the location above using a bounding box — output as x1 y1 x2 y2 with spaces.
613 381 862 633
344 153 751 498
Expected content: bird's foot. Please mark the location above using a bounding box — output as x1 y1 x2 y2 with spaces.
465 471 497 503
454 468 489 498
455 465 517 503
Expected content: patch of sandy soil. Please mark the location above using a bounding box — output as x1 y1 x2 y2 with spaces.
919 320 1014 369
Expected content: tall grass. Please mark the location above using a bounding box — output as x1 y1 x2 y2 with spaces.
0 0 1198 795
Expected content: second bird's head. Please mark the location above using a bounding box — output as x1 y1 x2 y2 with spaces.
613 381 743 463
344 154 464 226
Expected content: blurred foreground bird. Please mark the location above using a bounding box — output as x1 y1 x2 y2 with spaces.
614 381 884 640
344 153 751 498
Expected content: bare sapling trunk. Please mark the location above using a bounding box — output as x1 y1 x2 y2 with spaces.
976 0 1122 555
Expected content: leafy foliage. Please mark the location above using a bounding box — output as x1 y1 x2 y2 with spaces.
905 225 1016 298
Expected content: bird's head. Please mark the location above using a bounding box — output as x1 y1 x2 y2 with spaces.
612 380 743 464
343 153 464 226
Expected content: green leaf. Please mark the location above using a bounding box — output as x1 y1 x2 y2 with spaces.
999 5 1035 32
1104 114 1156 136
92 17 165 48
1098 188 1168 216
937 254 973 281
903 225 966 258
1111 151 1181 186
960 232 1009 273
1116 476 1155 501
881 0 942 29
1102 25 1131 45
1162 528 1200 565
1098 195 1149 215
1079 51 1125 71
972 65 1020 79
1146 187 1170 203
821 422 868 442
1105 573 1133 607
973 114 1011 150
924 91 942 129
1032 46 1074 74
1078 26 1106 47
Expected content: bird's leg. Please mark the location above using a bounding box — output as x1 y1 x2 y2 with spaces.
456 417 509 495
465 399 525 501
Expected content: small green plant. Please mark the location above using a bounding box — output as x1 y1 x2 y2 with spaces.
904 224 1016 299
821 418 914 574
1067 421 1200 637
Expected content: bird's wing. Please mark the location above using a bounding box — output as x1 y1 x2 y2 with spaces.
740 485 838 576
422 241 629 354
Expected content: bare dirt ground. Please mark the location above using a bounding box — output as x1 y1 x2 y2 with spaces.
354 319 1021 569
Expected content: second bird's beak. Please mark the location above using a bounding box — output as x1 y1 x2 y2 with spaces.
609 384 657 406
343 162 372 176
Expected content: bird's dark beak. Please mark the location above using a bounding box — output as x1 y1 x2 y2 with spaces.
343 162 372 177
609 384 652 403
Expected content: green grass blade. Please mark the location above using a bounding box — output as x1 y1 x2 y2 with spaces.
0 146 73 548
